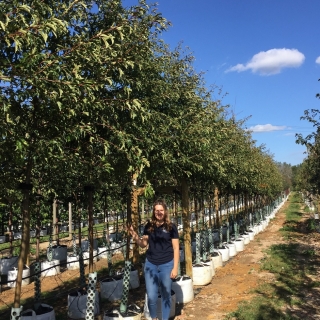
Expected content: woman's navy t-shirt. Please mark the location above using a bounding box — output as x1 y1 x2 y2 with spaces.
143 222 179 265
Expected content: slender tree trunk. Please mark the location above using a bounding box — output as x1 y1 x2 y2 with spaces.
181 176 192 278
53 199 57 243
214 187 219 227
9 201 13 256
131 190 140 265
68 202 73 240
86 187 94 274
14 170 32 307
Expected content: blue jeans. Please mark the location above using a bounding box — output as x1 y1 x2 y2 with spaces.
144 258 173 320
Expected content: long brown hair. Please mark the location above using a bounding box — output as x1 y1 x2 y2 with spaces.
148 199 172 233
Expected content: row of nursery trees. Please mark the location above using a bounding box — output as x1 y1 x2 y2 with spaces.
295 84 320 208
1 0 285 309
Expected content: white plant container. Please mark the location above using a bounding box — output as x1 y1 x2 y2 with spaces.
97 247 109 259
218 245 230 262
202 258 215 277
211 251 223 268
192 262 212 285
241 233 250 245
172 276 194 303
110 242 122 255
226 242 237 257
235 238 245 252
8 266 30 288
247 230 255 241
41 260 60 277
262 220 268 230
67 255 79 270
83 249 98 263
68 289 100 319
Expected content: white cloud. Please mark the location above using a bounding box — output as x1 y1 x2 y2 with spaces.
248 124 287 132
226 48 305 75
316 56 320 64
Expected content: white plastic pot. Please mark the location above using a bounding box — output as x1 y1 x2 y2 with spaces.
66 255 79 270
41 260 60 277
97 247 109 259
100 275 123 301
247 230 255 241
256 224 263 233
211 251 223 268
68 290 100 319
218 245 230 262
144 290 176 320
192 262 212 285
202 258 215 277
83 250 98 263
262 220 268 230
241 233 250 245
226 242 237 257
21 304 55 320
172 276 194 304
234 238 245 252
8 266 30 288
110 242 123 255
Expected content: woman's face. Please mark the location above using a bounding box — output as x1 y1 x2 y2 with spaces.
154 204 165 222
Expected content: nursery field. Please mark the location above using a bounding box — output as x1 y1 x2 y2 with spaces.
1 194 320 320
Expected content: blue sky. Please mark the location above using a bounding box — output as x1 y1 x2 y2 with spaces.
124 0 320 165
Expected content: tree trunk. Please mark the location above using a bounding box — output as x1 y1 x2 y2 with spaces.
181 176 192 278
68 202 73 240
214 187 219 227
13 179 32 307
87 188 94 274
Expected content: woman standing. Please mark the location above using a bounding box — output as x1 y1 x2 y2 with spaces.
129 199 179 320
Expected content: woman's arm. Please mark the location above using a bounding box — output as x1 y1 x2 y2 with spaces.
171 238 179 278
129 225 148 248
